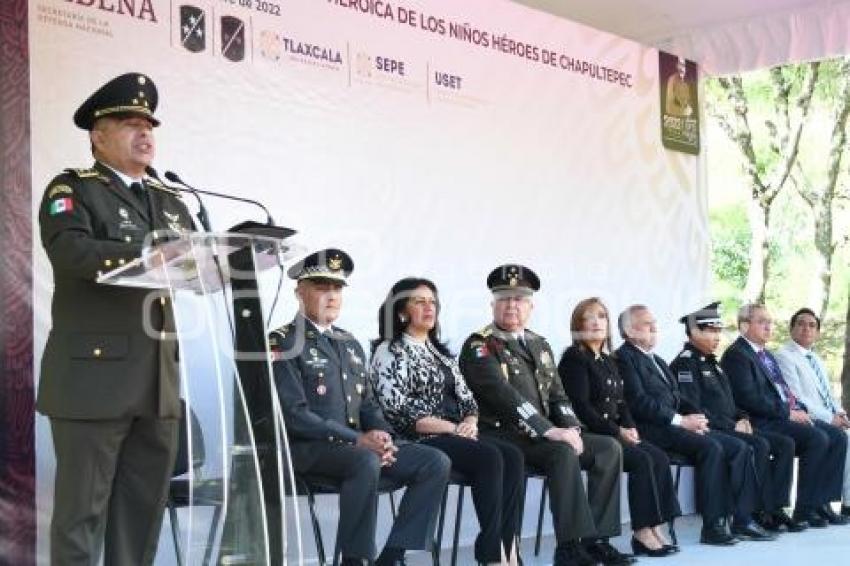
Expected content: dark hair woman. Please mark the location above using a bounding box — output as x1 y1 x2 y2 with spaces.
558 297 681 557
370 277 525 565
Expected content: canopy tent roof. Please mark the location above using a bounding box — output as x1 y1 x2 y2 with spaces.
512 0 850 75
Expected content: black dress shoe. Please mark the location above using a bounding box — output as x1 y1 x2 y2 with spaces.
772 509 807 532
792 507 828 528
630 537 672 557
584 540 636 565
554 541 598 566
731 520 777 541
700 519 739 546
818 504 850 525
662 544 680 554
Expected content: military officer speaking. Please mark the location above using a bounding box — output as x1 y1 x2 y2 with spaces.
669 303 798 538
269 249 450 566
38 73 195 564
459 265 630 566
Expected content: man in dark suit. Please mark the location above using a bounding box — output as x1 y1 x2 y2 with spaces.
670 302 802 534
460 264 631 566
720 303 848 527
37 73 196 565
616 304 763 545
270 249 450 566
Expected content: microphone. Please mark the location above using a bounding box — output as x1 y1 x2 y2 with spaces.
164 171 276 227
146 166 212 231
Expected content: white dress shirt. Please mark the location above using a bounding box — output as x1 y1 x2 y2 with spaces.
775 340 842 423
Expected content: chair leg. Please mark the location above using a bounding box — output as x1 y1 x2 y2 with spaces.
202 504 223 566
669 465 683 546
451 486 465 566
535 478 547 557
389 491 398 519
518 475 529 540
307 491 327 566
434 485 450 566
168 503 185 566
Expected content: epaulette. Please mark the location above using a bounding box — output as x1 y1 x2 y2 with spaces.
678 349 692 359
269 323 293 340
146 177 182 197
64 167 111 184
478 326 493 337
331 326 355 340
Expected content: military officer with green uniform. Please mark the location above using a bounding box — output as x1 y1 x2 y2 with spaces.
459 265 630 566
37 73 195 565
269 249 449 566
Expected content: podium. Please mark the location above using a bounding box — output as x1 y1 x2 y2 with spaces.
98 230 305 565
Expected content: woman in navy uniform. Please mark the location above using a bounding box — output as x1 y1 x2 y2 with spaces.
559 297 680 557
370 277 524 565
269 250 449 566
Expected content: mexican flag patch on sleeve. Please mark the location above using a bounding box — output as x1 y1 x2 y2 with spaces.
49 197 74 216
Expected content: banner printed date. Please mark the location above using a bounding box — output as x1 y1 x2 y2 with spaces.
222 0 282 17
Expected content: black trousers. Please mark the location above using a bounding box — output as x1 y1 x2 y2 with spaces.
483 430 622 543
755 418 848 509
639 424 754 523
621 440 681 529
722 429 794 512
421 434 524 562
291 441 450 560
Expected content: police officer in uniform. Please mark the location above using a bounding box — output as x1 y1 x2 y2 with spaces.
670 303 797 537
459 265 631 566
38 73 195 565
270 249 450 566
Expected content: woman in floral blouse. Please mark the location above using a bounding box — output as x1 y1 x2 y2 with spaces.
370 277 524 566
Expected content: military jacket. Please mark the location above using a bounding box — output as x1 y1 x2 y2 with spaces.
670 343 747 432
459 324 579 439
37 162 194 420
270 315 393 445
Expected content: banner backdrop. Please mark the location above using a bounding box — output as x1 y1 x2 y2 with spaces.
30 0 708 562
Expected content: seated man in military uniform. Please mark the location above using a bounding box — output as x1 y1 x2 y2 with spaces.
269 249 450 566
670 302 798 537
459 265 631 566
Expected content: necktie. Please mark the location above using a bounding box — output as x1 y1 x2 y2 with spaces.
806 352 837 413
758 350 798 409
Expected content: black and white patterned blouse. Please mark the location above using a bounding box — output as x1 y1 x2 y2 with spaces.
370 334 478 439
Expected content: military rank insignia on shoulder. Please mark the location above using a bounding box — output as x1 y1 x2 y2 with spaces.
146 177 181 197
64 167 110 184
678 349 692 359
677 371 693 383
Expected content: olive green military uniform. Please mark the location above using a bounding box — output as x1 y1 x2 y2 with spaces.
459 323 623 543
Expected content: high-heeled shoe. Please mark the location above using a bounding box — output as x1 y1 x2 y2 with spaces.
662 544 680 554
630 536 672 557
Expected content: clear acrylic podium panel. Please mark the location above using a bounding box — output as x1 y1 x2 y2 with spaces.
98 233 309 565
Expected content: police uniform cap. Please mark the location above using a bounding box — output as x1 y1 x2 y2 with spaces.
74 73 160 130
486 264 540 296
287 248 353 285
679 301 723 330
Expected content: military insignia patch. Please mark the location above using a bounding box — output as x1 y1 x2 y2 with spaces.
309 347 319 358
180 5 206 53
540 350 553 368
163 210 183 232
677 371 693 383
356 383 364 395
473 343 489 358
119 207 129 220
47 184 73 199
316 384 327 395
221 16 245 62
328 255 343 271
49 198 74 216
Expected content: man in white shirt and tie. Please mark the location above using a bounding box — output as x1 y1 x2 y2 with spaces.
775 308 850 517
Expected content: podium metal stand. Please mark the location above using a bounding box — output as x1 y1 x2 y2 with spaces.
98 231 305 565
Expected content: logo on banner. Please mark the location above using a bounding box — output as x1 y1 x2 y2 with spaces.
659 51 700 155
260 30 281 61
180 5 206 53
355 52 373 78
221 16 245 62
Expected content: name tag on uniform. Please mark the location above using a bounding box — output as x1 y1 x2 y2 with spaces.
677 371 693 383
